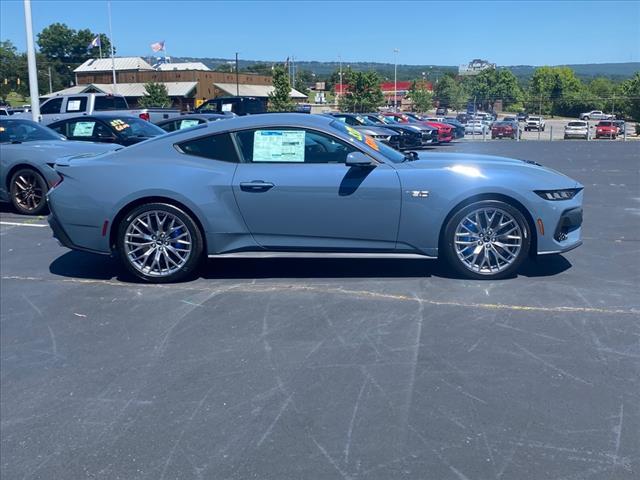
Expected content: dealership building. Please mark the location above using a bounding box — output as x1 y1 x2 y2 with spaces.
43 57 307 110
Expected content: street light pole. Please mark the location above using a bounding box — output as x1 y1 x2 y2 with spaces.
23 0 40 121
393 48 399 111
338 54 342 107
235 52 239 96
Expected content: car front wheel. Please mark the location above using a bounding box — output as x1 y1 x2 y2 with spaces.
117 203 204 283
10 168 48 215
442 200 531 280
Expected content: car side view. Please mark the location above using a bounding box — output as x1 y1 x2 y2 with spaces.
47 114 584 283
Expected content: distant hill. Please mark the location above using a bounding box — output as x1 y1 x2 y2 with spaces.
171 56 639 82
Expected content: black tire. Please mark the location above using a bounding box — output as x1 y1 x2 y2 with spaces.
9 168 48 215
116 202 204 283
441 199 531 280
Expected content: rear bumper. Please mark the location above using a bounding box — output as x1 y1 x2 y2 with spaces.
47 203 110 255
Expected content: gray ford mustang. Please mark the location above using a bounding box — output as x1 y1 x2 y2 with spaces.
0 118 120 214
47 114 583 282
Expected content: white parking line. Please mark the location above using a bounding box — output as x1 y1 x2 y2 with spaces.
0 221 48 228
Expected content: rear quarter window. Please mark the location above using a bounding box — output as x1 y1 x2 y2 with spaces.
177 132 239 162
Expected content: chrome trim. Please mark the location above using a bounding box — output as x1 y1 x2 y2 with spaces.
208 252 437 259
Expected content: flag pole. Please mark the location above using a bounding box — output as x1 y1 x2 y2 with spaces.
107 0 117 93
98 37 102 59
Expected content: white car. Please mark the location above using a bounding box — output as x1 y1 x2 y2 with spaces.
579 110 613 121
564 121 589 140
525 116 545 132
465 121 489 135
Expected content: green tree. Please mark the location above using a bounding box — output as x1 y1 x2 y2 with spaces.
618 72 640 120
407 80 433 113
465 68 522 110
338 70 384 113
528 66 586 116
243 62 273 76
268 65 294 112
433 75 466 111
138 82 171 108
37 23 113 89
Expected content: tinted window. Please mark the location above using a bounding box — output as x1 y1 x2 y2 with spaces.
178 133 239 162
40 98 63 114
159 120 178 132
66 97 88 112
67 120 98 137
0 119 62 143
234 128 357 164
105 118 164 138
94 96 128 111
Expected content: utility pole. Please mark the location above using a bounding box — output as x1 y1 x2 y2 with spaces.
23 0 40 121
235 52 239 96
393 48 399 111
107 0 117 93
338 54 342 107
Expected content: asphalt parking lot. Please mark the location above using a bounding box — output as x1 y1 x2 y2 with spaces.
1 141 639 479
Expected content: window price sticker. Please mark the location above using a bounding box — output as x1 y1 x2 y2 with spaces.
253 130 305 162
110 119 130 132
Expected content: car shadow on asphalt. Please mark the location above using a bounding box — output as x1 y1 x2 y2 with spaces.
49 251 573 283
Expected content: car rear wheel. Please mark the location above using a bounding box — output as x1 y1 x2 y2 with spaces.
10 168 48 215
117 203 203 283
442 200 531 280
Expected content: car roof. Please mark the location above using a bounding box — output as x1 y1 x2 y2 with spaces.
52 114 142 122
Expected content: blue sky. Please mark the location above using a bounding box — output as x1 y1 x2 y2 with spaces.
1 0 639 65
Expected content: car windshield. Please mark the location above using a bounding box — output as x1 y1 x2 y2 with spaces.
598 121 612 126
106 118 166 138
330 120 405 163
0 119 62 143
568 122 586 127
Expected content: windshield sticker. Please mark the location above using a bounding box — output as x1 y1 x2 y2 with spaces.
179 119 200 129
345 126 363 141
67 100 82 112
110 119 130 132
364 135 379 151
221 103 233 112
72 121 95 137
253 130 305 162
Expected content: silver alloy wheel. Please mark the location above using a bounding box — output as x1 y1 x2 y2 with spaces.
13 173 44 211
124 210 192 278
454 207 523 275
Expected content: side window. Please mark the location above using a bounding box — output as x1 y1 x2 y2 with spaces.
234 128 357 164
178 119 203 130
159 121 177 132
40 98 63 115
94 122 114 138
344 117 358 126
94 96 128 111
178 132 239 163
49 122 67 136
67 120 97 138
65 97 88 113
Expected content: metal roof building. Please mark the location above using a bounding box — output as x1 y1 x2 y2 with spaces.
156 62 210 71
42 82 198 98
213 82 307 99
74 57 154 73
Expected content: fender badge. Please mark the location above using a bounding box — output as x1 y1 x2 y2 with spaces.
408 190 430 198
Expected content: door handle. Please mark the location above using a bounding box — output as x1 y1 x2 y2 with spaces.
239 181 274 192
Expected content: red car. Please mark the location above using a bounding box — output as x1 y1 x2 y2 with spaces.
595 121 618 139
383 112 453 143
491 121 519 139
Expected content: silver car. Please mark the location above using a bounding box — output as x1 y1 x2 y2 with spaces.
0 118 120 214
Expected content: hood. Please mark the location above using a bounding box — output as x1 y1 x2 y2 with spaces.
8 139 121 155
353 126 396 136
406 151 580 187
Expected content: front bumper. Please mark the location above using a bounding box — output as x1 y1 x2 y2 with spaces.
535 193 584 255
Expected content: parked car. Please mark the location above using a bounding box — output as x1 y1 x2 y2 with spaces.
435 106 448 116
516 111 528 122
564 121 589 140
595 121 618 139
0 107 9 116
364 114 439 147
0 118 119 214
525 116 545 131
579 110 613 121
327 114 401 149
491 121 520 139
156 113 236 132
47 113 584 282
384 112 454 143
49 115 166 146
502 116 518 123
405 113 464 139
13 93 181 125
195 96 267 116
465 121 490 135
612 120 626 136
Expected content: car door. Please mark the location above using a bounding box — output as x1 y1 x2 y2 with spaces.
231 127 402 250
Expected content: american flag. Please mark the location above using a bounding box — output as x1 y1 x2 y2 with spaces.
150 40 165 52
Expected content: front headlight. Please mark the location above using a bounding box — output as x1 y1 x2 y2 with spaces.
534 188 583 201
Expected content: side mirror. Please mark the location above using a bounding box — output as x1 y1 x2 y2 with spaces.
406 151 419 161
345 152 375 167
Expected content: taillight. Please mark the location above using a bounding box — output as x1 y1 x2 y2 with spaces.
139 112 150 121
